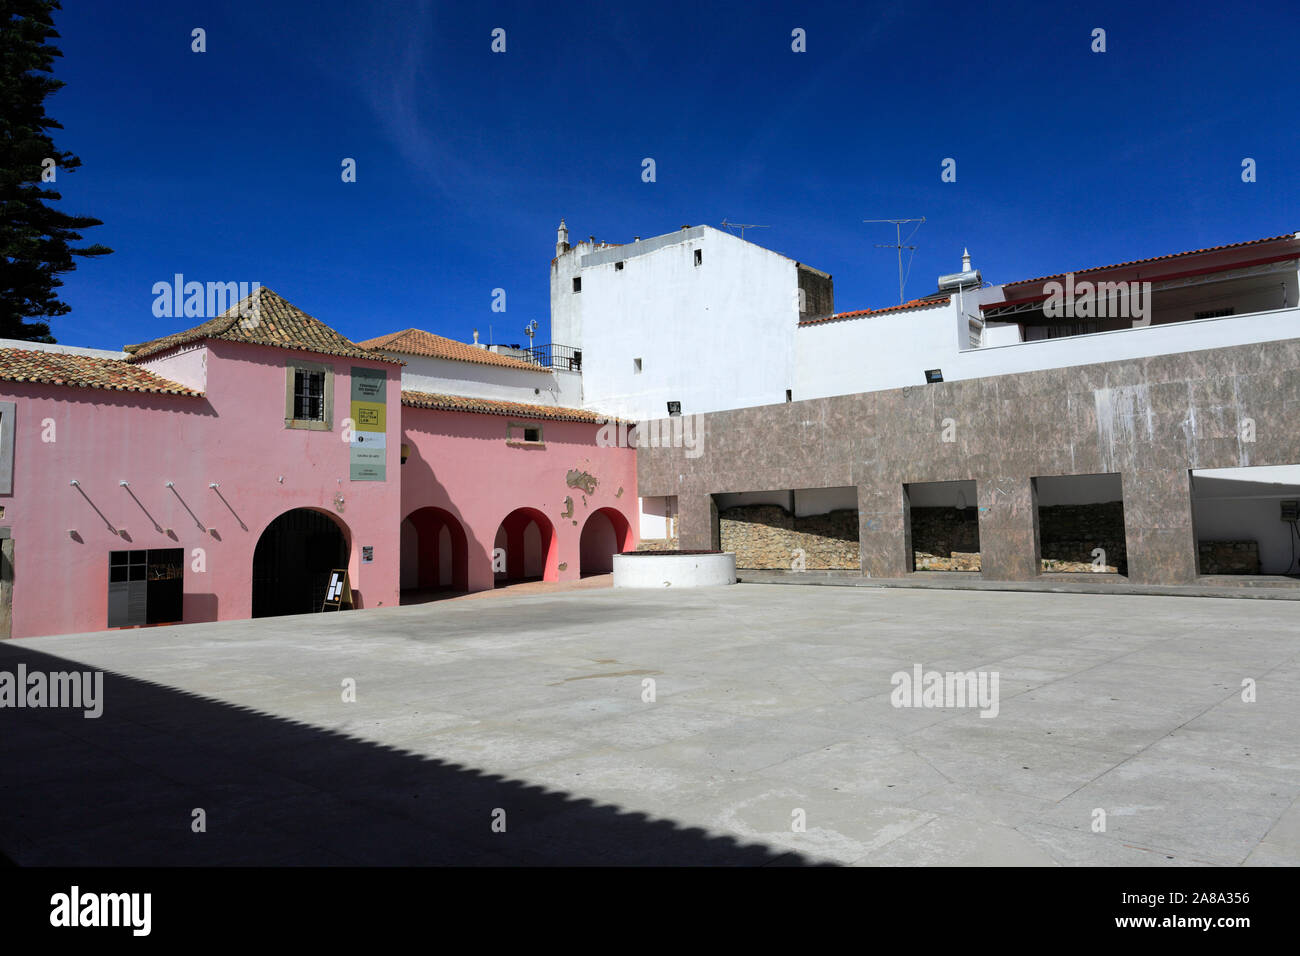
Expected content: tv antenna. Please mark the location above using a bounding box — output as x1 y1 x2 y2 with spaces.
720 218 770 241
864 217 926 304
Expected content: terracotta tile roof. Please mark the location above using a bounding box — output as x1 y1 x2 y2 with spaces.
0 347 202 395
1004 232 1300 288
124 286 398 364
401 389 611 423
359 328 549 372
798 296 950 327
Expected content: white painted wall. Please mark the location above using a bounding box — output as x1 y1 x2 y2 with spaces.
564 226 802 421
391 353 582 407
551 237 619 350
639 495 676 539
1196 465 1300 484
0 338 127 358
795 300 958 396
1191 472 1300 574
796 300 1300 402
982 322 1023 346
1192 469 1300 574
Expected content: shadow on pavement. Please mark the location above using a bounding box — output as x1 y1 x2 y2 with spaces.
0 644 823 866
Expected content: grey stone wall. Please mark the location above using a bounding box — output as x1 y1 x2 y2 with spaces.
909 506 980 567
1198 540 1261 574
636 337 1300 585
1038 501 1127 573
718 504 858 569
635 538 679 552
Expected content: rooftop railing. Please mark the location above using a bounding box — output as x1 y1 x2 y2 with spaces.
523 343 582 372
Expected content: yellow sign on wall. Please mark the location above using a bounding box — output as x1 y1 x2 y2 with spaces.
351 400 386 432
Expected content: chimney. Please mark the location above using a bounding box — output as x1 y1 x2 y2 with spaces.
556 219 570 257
962 248 972 272
473 329 480 347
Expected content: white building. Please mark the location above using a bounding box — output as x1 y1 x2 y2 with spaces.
550 222 832 422
551 222 1300 414
796 232 1300 401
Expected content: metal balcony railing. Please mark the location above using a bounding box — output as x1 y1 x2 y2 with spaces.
523 343 582 372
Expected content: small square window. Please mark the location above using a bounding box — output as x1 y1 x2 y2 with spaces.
694 249 702 266
572 277 582 293
615 261 624 271
507 421 545 445
633 358 642 373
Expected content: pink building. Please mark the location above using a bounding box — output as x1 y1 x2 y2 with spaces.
0 288 637 639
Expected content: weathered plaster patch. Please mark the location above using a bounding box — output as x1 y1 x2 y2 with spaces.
566 469 598 495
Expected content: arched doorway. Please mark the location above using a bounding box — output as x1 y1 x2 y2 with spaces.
252 508 348 618
580 507 634 575
400 506 469 600
493 507 558 585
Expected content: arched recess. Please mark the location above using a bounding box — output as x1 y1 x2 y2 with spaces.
579 507 634 575
252 507 349 618
401 506 470 595
493 507 559 584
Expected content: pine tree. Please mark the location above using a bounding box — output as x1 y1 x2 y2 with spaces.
1 0 110 343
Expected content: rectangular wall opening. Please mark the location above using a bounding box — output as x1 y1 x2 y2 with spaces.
713 487 858 570
1190 465 1300 578
637 496 678 550
1034 473 1127 575
905 480 980 571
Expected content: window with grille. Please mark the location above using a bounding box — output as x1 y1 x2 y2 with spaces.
294 370 325 420
284 361 333 430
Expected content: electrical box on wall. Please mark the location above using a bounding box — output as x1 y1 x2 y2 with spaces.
1281 500 1299 521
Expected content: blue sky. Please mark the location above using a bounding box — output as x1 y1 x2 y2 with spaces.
41 0 1300 348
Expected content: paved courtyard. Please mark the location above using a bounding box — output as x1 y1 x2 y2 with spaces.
1 582 1297 866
